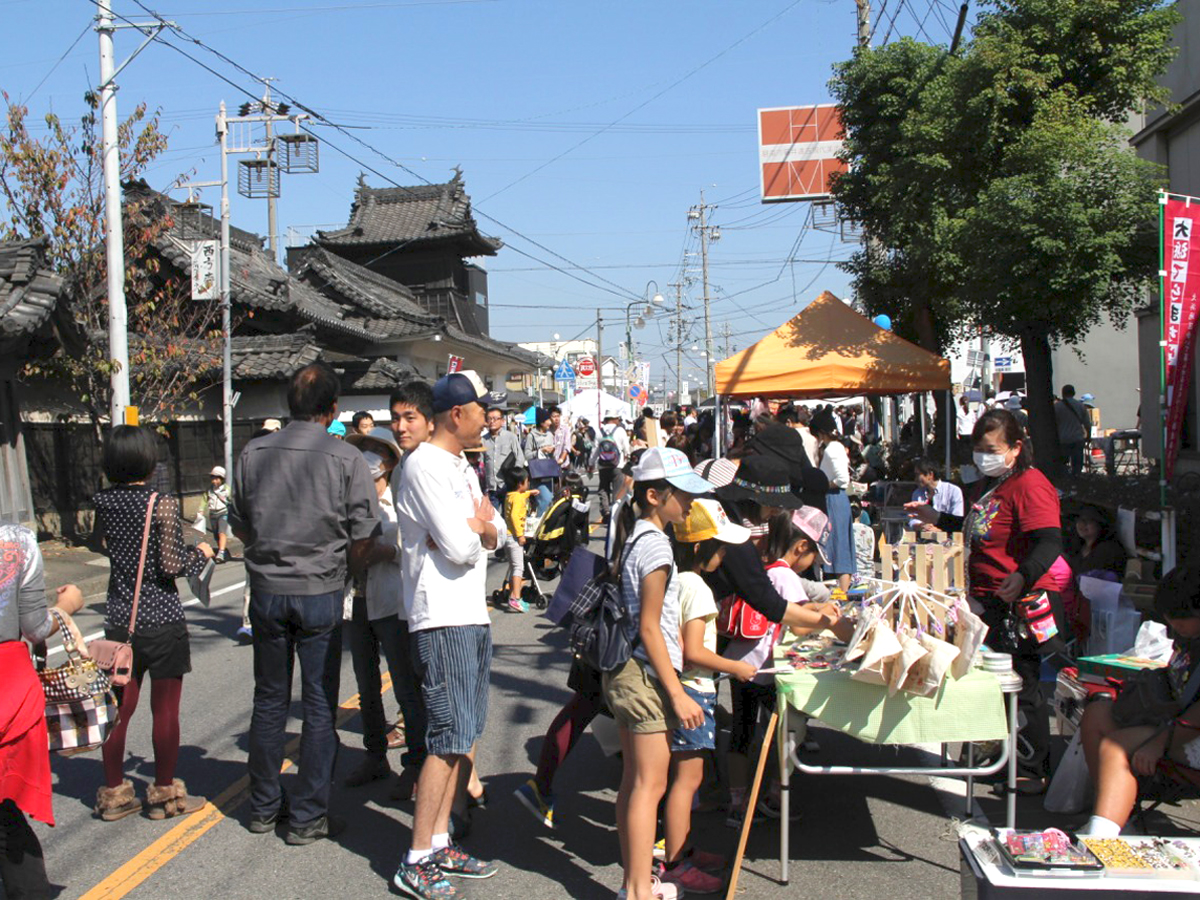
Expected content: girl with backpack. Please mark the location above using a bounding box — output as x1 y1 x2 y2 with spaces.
722 508 850 826
603 448 713 900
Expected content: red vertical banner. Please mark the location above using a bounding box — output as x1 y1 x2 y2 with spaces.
447 354 464 373
1163 197 1200 479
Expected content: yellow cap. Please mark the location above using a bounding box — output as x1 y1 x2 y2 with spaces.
676 498 751 544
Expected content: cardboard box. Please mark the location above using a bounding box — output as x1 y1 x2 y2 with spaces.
1077 654 1166 680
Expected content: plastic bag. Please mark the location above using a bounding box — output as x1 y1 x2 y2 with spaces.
1132 621 1174 663
190 512 207 534
1044 731 1092 814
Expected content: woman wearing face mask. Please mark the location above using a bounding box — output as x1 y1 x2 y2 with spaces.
906 408 1064 791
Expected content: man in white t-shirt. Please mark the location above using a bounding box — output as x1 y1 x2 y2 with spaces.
393 371 500 897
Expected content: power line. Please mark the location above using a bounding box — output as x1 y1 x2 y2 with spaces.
478 0 808 204
90 0 650 305
20 21 91 104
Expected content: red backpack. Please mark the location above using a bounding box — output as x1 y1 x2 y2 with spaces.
716 561 788 641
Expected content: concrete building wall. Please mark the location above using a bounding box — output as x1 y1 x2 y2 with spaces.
1133 0 1200 473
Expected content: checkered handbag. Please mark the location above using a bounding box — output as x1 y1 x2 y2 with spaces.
37 609 119 753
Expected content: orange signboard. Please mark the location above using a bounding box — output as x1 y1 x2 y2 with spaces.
758 105 847 202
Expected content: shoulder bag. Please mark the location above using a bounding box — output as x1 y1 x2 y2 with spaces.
36 608 119 753
1111 661 1200 730
89 491 157 687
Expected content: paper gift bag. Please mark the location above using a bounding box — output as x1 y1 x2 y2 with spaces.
888 633 929 697
851 619 902 686
844 604 882 663
951 603 988 678
905 632 961 697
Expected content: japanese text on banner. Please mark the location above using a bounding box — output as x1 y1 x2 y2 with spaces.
1163 199 1200 479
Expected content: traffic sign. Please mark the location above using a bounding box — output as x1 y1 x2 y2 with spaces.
553 360 576 381
577 357 596 377
993 356 1014 373
629 384 645 402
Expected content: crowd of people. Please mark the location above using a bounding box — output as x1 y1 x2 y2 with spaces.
2 361 1197 900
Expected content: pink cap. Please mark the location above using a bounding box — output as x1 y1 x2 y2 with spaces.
792 506 831 566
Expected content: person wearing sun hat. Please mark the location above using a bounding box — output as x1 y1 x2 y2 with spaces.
603 446 712 900
703 455 840 641
747 423 829 511
342 426 413 791
657 498 756 894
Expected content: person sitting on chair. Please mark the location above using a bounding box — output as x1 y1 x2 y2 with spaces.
1076 565 1200 836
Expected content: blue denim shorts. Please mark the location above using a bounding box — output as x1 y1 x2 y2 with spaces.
670 684 717 753
412 625 492 756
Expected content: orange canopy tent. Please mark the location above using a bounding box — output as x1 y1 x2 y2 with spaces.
714 290 951 399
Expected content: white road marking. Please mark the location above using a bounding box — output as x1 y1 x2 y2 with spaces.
46 580 247 657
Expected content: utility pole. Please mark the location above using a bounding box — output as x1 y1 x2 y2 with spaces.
723 321 733 357
97 0 129 425
217 103 233 481
690 191 718 398
95 1 170 426
669 281 684 405
855 0 871 47
262 81 279 258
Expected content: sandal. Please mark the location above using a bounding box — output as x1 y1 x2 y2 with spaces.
146 778 206 819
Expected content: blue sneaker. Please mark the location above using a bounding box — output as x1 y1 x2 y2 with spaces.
513 778 554 829
393 856 457 899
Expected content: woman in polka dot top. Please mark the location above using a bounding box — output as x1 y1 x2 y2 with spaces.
92 426 214 823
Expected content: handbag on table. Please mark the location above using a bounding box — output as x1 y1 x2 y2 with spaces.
36 608 119 753
88 491 157 687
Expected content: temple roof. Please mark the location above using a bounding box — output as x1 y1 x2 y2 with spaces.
317 170 502 257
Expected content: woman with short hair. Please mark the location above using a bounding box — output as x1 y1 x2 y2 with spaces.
93 425 214 822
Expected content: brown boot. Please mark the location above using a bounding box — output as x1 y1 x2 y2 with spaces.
146 779 206 820
95 780 142 821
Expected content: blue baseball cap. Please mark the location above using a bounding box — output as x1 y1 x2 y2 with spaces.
631 447 714 494
432 370 488 414
327 420 346 436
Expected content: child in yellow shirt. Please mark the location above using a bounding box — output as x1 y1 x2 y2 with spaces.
502 467 539 613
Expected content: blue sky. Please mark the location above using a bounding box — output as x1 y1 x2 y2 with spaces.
4 0 964 389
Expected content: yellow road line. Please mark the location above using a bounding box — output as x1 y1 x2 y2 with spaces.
79 673 393 900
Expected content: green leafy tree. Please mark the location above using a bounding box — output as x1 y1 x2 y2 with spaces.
831 0 1178 473
0 94 223 432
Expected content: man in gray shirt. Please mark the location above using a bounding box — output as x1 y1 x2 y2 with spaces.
482 406 524 512
1054 383 1090 477
230 361 380 845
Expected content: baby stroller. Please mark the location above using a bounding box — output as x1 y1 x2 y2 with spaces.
489 478 591 611
526 484 591 582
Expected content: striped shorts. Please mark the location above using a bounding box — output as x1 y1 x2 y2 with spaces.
411 625 493 756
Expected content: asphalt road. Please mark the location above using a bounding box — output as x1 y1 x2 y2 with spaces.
32 523 976 900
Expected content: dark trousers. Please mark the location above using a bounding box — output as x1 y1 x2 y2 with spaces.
347 598 426 770
488 489 506 515
1063 440 1085 476
597 466 618 520
248 590 342 827
980 593 1068 778
0 800 49 900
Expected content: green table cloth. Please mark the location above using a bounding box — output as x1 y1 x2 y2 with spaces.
775 660 1009 746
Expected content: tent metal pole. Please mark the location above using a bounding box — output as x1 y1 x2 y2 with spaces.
945 389 952 480
714 394 723 457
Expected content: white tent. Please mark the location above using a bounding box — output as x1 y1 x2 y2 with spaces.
560 388 629 424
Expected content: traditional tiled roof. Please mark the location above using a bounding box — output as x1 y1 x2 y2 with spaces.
290 246 441 338
0 238 63 351
231 333 322 380
317 170 502 257
346 357 420 391
445 325 545 369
